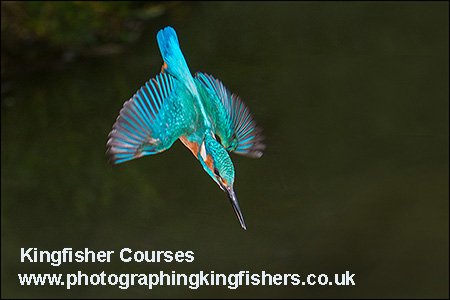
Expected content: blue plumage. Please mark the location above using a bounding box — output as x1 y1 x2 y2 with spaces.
107 73 179 164
157 27 197 96
107 26 265 230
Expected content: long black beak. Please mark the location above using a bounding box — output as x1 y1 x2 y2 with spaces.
226 187 247 230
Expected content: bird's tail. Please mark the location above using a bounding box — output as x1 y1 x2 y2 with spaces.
157 26 197 95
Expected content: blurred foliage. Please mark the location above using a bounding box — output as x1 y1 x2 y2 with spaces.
1 1 175 77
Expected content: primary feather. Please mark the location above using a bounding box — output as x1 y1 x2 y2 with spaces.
195 72 265 158
107 72 196 164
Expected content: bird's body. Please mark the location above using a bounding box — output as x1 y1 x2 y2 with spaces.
107 27 265 229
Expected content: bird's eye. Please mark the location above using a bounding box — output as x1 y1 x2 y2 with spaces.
213 167 220 176
214 134 222 145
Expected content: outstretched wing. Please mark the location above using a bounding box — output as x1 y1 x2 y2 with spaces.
195 72 265 158
107 73 195 164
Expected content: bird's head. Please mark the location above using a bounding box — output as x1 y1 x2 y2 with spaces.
197 133 246 230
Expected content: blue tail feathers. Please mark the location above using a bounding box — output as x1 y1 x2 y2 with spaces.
157 26 180 58
156 26 196 93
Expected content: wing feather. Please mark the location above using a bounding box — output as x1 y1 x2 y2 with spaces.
107 73 194 164
195 72 265 158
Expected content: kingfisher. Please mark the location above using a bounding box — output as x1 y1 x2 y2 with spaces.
106 26 265 230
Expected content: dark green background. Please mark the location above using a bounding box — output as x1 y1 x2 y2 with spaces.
2 2 448 298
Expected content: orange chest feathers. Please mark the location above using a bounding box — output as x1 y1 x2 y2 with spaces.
180 136 214 170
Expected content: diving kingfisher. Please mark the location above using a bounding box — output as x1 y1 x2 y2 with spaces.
106 26 265 230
